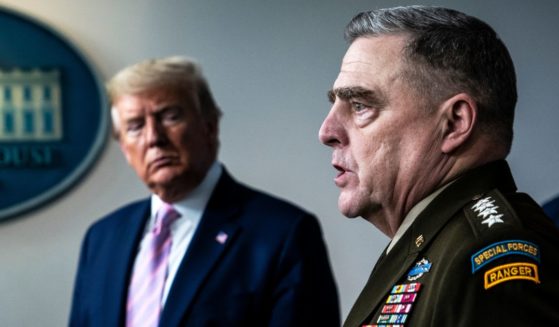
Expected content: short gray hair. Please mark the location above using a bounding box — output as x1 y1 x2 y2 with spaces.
107 56 222 131
345 6 517 152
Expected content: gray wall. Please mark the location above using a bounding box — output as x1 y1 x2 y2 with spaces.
0 0 557 325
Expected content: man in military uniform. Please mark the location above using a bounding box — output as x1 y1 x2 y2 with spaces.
319 6 559 326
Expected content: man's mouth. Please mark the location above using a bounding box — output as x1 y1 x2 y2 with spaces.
149 156 177 170
334 164 346 177
333 163 351 187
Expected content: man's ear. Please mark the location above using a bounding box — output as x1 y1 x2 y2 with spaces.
440 93 477 154
204 117 220 151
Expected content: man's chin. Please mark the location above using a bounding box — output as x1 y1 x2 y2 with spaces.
338 196 360 218
146 170 182 190
148 165 182 180
339 210 360 219
148 178 190 203
337 188 379 219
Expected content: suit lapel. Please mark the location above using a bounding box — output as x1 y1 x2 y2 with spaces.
105 200 150 326
159 170 243 327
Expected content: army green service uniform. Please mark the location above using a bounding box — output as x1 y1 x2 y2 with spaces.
344 160 559 327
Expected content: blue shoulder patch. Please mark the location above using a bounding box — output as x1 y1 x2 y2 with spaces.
471 240 540 273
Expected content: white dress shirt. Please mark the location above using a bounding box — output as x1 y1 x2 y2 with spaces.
136 161 222 305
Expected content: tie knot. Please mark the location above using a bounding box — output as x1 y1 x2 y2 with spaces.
153 203 180 234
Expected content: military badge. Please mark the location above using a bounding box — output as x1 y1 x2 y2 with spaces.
391 282 421 294
407 258 432 281
377 314 408 324
382 303 412 314
379 282 422 326
386 293 417 304
471 196 504 228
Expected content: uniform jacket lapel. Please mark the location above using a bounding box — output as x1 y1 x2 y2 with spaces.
159 170 242 327
344 240 420 327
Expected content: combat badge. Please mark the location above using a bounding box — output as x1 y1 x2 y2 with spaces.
407 258 432 281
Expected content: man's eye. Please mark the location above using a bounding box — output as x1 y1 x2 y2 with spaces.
161 108 183 124
352 102 368 112
163 112 180 122
126 121 144 133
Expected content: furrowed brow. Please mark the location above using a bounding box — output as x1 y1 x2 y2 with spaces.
330 86 388 107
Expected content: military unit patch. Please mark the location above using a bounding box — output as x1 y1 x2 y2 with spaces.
471 196 504 228
471 240 540 273
470 238 542 290
484 262 540 289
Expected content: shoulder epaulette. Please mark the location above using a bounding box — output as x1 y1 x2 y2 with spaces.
464 189 521 238
464 190 542 291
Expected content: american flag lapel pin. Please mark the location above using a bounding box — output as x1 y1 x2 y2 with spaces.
215 231 228 244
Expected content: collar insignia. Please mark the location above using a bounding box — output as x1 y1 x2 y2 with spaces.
415 234 424 248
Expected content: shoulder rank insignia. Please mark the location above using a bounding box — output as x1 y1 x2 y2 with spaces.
471 196 504 228
407 258 432 281
471 239 540 273
484 262 540 289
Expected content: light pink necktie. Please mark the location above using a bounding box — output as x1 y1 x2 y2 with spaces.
126 204 180 327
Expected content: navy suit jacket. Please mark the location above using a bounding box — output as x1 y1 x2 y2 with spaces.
69 170 340 326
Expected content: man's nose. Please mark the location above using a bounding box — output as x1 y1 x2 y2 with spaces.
318 106 344 147
145 119 168 147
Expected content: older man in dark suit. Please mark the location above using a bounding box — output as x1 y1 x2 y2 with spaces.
69 56 340 326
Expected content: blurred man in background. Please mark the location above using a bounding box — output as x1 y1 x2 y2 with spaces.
70 56 339 326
